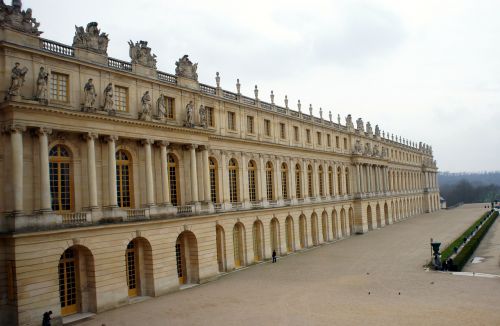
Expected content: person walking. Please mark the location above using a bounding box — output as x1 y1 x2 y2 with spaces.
42 311 52 326
272 250 277 263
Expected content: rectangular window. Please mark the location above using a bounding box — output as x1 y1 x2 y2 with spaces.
336 136 340 148
306 129 311 143
280 123 286 139
114 86 128 112
247 116 254 134
294 126 299 142
317 132 322 145
228 111 236 131
343 137 348 150
206 106 214 127
165 96 175 119
264 119 271 137
327 134 331 147
50 72 69 102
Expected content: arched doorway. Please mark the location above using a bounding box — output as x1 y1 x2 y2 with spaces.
270 218 280 254
175 231 199 285
216 225 227 272
376 204 381 228
348 207 355 235
332 209 338 239
340 208 347 237
311 213 319 245
125 237 154 298
233 223 246 268
252 220 264 262
58 246 96 316
384 203 389 225
299 214 307 248
321 211 329 242
367 205 373 231
285 216 294 253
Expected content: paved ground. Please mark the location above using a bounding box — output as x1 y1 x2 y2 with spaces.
463 212 500 275
81 204 500 326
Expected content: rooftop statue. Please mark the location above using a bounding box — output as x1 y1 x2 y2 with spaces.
366 121 373 136
345 114 354 130
375 125 381 137
0 1 42 35
73 22 109 55
175 55 198 81
129 40 157 68
356 118 364 132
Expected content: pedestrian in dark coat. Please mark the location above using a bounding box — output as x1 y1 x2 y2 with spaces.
272 250 277 263
42 311 52 326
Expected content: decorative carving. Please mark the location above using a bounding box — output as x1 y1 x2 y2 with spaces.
82 78 97 112
199 105 207 128
319 107 323 120
6 62 28 100
270 90 274 104
236 79 241 94
346 114 354 130
309 104 313 116
72 22 109 55
183 100 194 128
284 95 288 109
329 110 332 122
356 118 364 132
364 142 372 156
254 85 258 100
156 95 166 120
0 2 42 35
354 139 363 154
375 125 380 137
381 147 388 158
366 122 373 136
128 40 157 68
139 91 152 121
175 55 197 80
297 100 302 113
102 83 115 114
373 144 380 157
34 66 49 104
215 72 220 88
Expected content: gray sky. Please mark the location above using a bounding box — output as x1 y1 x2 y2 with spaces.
24 0 500 172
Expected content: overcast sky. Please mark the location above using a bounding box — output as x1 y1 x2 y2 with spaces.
24 0 500 172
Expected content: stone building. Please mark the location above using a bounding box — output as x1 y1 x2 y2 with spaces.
0 3 440 325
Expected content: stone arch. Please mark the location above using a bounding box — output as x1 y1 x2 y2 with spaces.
270 217 281 254
348 207 355 236
384 202 389 225
125 237 154 298
367 205 373 231
299 214 307 249
391 201 395 222
285 215 294 253
216 224 227 272
321 211 329 242
175 231 199 285
311 212 319 245
58 245 96 316
376 203 381 228
233 222 246 268
332 209 338 239
340 208 347 237
252 220 264 262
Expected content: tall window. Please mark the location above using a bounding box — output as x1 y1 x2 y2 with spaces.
266 161 274 200
209 158 218 203
328 166 334 195
306 129 311 143
227 112 236 130
247 116 254 134
307 164 313 197
337 166 342 195
165 96 175 119
248 160 257 202
295 164 302 199
335 136 340 148
264 119 271 137
317 132 322 145
294 126 300 142
206 106 214 127
281 163 288 199
345 167 350 194
49 145 72 212
114 86 128 112
228 159 238 202
116 149 133 208
168 154 180 206
327 134 331 147
343 138 348 150
280 123 286 139
318 165 324 196
50 72 69 102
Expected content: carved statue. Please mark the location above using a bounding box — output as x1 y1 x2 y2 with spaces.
364 142 372 156
381 147 388 158
309 104 313 116
345 114 354 129
297 100 302 113
373 144 380 156
374 125 380 137
0 2 42 35
102 83 114 112
184 100 194 128
72 22 109 54
35 66 49 103
128 40 157 68
329 110 332 122
139 91 152 121
284 95 289 109
156 95 166 119
366 122 373 136
175 55 198 80
356 118 364 132
236 79 241 94
199 105 207 128
83 78 96 111
319 107 323 119
354 140 362 154
6 62 27 100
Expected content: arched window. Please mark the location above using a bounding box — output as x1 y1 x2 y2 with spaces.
295 164 302 199
228 159 239 203
49 145 73 212
248 160 257 202
168 154 180 206
328 166 333 196
318 165 324 196
281 162 288 200
209 157 218 203
345 167 350 194
307 164 313 197
266 161 274 200
116 149 133 208
337 166 342 195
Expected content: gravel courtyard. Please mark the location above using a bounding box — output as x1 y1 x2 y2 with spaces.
80 204 500 326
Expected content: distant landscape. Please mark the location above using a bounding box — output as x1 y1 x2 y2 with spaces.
438 172 500 206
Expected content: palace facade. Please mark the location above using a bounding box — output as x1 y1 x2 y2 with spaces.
0 3 440 325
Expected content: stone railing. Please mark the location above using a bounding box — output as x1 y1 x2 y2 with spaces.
40 38 75 57
108 57 132 71
261 102 272 110
297 198 305 204
283 199 292 206
125 208 148 220
268 200 278 206
61 212 90 224
214 203 223 211
176 205 193 214
158 71 177 84
222 90 238 101
200 83 217 95
251 201 262 208
231 202 243 210
241 96 256 105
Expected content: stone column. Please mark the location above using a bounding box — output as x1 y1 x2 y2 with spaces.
356 164 362 194
275 156 282 201
202 146 211 203
290 159 296 200
189 144 199 203
221 151 229 204
9 125 26 214
106 135 118 207
259 155 267 203
84 132 98 209
241 152 250 207
159 141 171 205
143 139 155 207
312 160 319 199
37 127 52 212
302 160 308 199
366 165 372 194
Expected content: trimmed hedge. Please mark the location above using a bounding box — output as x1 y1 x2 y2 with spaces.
440 211 490 263
453 210 498 270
